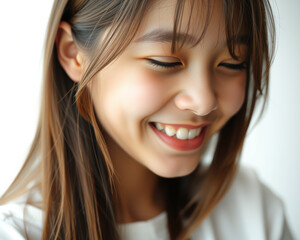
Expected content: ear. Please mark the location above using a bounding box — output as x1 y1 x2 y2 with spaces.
56 21 84 82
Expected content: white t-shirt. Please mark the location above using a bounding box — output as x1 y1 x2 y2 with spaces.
0 167 294 240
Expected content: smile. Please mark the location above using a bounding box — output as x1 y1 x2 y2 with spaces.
154 123 202 140
150 122 208 151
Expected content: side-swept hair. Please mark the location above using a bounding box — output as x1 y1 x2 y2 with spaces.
0 0 275 239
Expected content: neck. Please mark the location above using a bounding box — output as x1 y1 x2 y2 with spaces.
106 135 165 223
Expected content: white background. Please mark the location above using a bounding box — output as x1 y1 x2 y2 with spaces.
0 0 299 238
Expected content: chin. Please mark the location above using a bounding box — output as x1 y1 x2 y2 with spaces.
151 160 200 178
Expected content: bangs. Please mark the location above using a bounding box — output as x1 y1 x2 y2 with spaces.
171 0 211 52
223 0 252 59
171 0 251 59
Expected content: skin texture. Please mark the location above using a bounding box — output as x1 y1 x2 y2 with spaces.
57 0 248 223
89 0 247 177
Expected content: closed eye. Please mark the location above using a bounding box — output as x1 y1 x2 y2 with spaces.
148 58 182 69
218 62 247 71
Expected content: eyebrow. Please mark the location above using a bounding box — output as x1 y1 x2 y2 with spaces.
134 28 248 48
134 29 197 46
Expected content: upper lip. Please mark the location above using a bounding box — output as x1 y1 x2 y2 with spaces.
150 122 210 130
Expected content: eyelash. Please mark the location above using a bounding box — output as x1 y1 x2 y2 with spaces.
218 62 247 70
148 59 247 71
148 59 182 69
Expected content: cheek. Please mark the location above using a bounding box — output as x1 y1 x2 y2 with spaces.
216 76 246 116
117 73 167 118
91 67 166 123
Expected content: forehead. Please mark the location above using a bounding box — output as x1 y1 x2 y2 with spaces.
134 0 226 47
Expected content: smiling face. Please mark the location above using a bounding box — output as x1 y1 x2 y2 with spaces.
88 0 248 178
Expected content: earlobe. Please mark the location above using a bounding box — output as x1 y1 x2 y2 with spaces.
56 21 83 82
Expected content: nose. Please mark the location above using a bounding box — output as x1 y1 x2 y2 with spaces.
174 71 217 116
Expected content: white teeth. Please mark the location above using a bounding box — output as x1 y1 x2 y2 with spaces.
188 129 197 139
153 123 203 140
155 122 164 130
165 126 176 136
176 128 189 140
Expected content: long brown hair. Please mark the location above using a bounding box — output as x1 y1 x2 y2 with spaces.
0 0 275 239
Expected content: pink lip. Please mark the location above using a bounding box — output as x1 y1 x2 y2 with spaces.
150 123 207 151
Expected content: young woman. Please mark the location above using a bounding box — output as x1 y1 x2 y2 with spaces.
0 0 293 239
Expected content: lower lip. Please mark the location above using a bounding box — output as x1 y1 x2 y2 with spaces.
150 124 207 151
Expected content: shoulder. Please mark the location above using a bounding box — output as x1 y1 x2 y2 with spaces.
192 166 293 240
0 187 43 240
